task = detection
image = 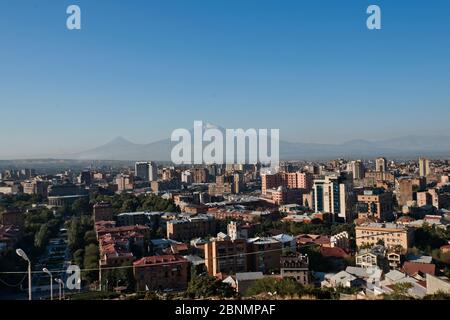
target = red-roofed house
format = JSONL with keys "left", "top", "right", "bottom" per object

{"left": 403, "top": 261, "right": 436, "bottom": 278}
{"left": 133, "top": 255, "right": 189, "bottom": 291}
{"left": 320, "top": 246, "right": 349, "bottom": 259}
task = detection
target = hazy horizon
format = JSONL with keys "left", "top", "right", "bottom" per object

{"left": 1, "top": 0, "right": 450, "bottom": 158}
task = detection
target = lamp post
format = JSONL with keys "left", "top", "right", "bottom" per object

{"left": 55, "top": 278, "right": 65, "bottom": 300}
{"left": 16, "top": 248, "right": 31, "bottom": 301}
{"left": 43, "top": 268, "right": 53, "bottom": 300}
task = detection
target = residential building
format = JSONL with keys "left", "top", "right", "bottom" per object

{"left": 312, "top": 174, "right": 355, "bottom": 222}
{"left": 356, "top": 189, "right": 394, "bottom": 221}
{"left": 376, "top": 157, "right": 387, "bottom": 173}
{"left": 280, "top": 254, "right": 310, "bottom": 285}
{"left": 133, "top": 255, "right": 189, "bottom": 291}
{"left": 204, "top": 236, "right": 247, "bottom": 276}
{"left": 355, "top": 223, "right": 414, "bottom": 252}
{"left": 135, "top": 161, "right": 158, "bottom": 182}
{"left": 247, "top": 237, "right": 282, "bottom": 273}
{"left": 235, "top": 272, "right": 264, "bottom": 294}
{"left": 166, "top": 215, "right": 216, "bottom": 241}
{"left": 355, "top": 245, "right": 387, "bottom": 270}
{"left": 419, "top": 158, "right": 431, "bottom": 177}
{"left": 93, "top": 202, "right": 114, "bottom": 222}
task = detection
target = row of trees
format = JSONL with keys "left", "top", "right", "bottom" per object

{"left": 90, "top": 193, "right": 179, "bottom": 216}
{"left": 66, "top": 216, "right": 99, "bottom": 282}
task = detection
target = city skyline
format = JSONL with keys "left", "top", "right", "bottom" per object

{"left": 1, "top": 0, "right": 450, "bottom": 158}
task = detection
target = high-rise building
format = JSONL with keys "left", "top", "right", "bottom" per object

{"left": 419, "top": 158, "right": 431, "bottom": 177}
{"left": 135, "top": 161, "right": 158, "bottom": 181}
{"left": 116, "top": 174, "right": 134, "bottom": 191}
{"left": 376, "top": 157, "right": 387, "bottom": 173}
{"left": 312, "top": 174, "right": 355, "bottom": 222}
{"left": 356, "top": 189, "right": 394, "bottom": 221}
{"left": 135, "top": 162, "right": 149, "bottom": 181}
{"left": 204, "top": 236, "right": 247, "bottom": 276}
{"left": 181, "top": 170, "right": 193, "bottom": 184}
{"left": 80, "top": 170, "right": 92, "bottom": 186}
{"left": 349, "top": 160, "right": 365, "bottom": 180}
{"left": 193, "top": 168, "right": 209, "bottom": 183}
{"left": 261, "top": 172, "right": 313, "bottom": 194}
{"left": 397, "top": 178, "right": 414, "bottom": 207}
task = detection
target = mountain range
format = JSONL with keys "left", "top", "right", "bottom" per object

{"left": 59, "top": 123, "right": 450, "bottom": 161}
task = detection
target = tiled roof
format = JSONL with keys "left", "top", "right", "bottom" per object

{"left": 320, "top": 246, "right": 348, "bottom": 258}
{"left": 403, "top": 261, "right": 436, "bottom": 277}
{"left": 133, "top": 255, "right": 187, "bottom": 266}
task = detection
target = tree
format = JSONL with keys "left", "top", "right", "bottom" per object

{"left": 73, "top": 249, "right": 85, "bottom": 267}
{"left": 121, "top": 198, "right": 140, "bottom": 213}
{"left": 35, "top": 224, "right": 50, "bottom": 250}
{"left": 72, "top": 198, "right": 91, "bottom": 215}
{"left": 246, "top": 277, "right": 302, "bottom": 297}
{"left": 83, "top": 244, "right": 99, "bottom": 282}
{"left": 383, "top": 282, "right": 414, "bottom": 300}
{"left": 185, "top": 273, "right": 235, "bottom": 299}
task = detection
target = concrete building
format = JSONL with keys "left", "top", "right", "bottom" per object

{"left": 193, "top": 168, "right": 209, "bottom": 183}
{"left": 93, "top": 202, "right": 114, "bottom": 222}
{"left": 247, "top": 237, "right": 282, "bottom": 273}
{"left": 355, "top": 245, "right": 387, "bottom": 269}
{"left": 280, "top": 254, "right": 310, "bottom": 285}
{"left": 133, "top": 255, "right": 189, "bottom": 291}
{"left": 312, "top": 174, "right": 355, "bottom": 222}
{"left": 355, "top": 223, "right": 414, "bottom": 252}
{"left": 204, "top": 236, "right": 247, "bottom": 276}
{"left": 135, "top": 161, "right": 158, "bottom": 182}
{"left": 235, "top": 272, "right": 264, "bottom": 294}
{"left": 376, "top": 157, "right": 387, "bottom": 173}
{"left": 397, "top": 178, "right": 414, "bottom": 208}
{"left": 356, "top": 189, "right": 394, "bottom": 221}
{"left": 261, "top": 172, "right": 313, "bottom": 195}
{"left": 0, "top": 208, "right": 25, "bottom": 228}
{"left": 166, "top": 214, "right": 216, "bottom": 241}
{"left": 419, "top": 158, "right": 431, "bottom": 177}
{"left": 349, "top": 160, "right": 365, "bottom": 180}
{"left": 116, "top": 174, "right": 134, "bottom": 191}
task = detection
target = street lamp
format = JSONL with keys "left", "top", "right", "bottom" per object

{"left": 16, "top": 248, "right": 31, "bottom": 301}
{"left": 43, "top": 268, "right": 53, "bottom": 300}
{"left": 54, "top": 278, "right": 64, "bottom": 300}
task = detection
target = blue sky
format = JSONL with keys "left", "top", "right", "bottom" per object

{"left": 0, "top": 0, "right": 449, "bottom": 158}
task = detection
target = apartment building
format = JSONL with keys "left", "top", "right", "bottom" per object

{"left": 356, "top": 189, "right": 394, "bottom": 220}
{"left": 355, "top": 223, "right": 414, "bottom": 252}
{"left": 166, "top": 214, "right": 216, "bottom": 241}
{"left": 133, "top": 255, "right": 189, "bottom": 291}
{"left": 204, "top": 236, "right": 247, "bottom": 276}
{"left": 93, "top": 202, "right": 114, "bottom": 222}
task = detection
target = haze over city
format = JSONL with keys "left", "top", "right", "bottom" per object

{"left": 1, "top": 0, "right": 450, "bottom": 158}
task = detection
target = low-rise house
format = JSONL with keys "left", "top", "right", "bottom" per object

{"left": 235, "top": 272, "right": 264, "bottom": 294}
{"left": 387, "top": 252, "right": 402, "bottom": 270}
{"left": 355, "top": 245, "right": 387, "bottom": 270}
{"left": 322, "top": 271, "right": 359, "bottom": 288}
{"left": 426, "top": 274, "right": 450, "bottom": 294}
{"left": 280, "top": 254, "right": 310, "bottom": 285}
{"left": 402, "top": 261, "right": 436, "bottom": 280}
{"left": 272, "top": 234, "right": 296, "bottom": 254}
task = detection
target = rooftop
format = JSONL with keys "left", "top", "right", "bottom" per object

{"left": 133, "top": 255, "right": 188, "bottom": 266}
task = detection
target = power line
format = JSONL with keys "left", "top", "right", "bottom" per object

{"left": 0, "top": 274, "right": 27, "bottom": 287}
{"left": 0, "top": 230, "right": 404, "bottom": 275}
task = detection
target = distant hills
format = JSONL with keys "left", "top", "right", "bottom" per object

{"left": 61, "top": 126, "right": 450, "bottom": 161}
